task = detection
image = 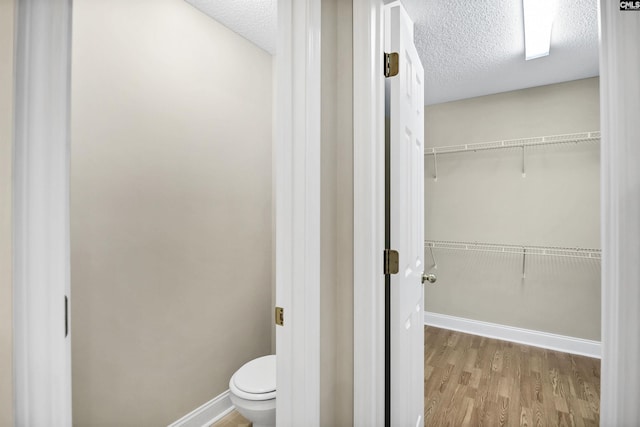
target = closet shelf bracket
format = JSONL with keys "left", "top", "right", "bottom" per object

{"left": 428, "top": 244, "right": 438, "bottom": 269}
{"left": 432, "top": 152, "right": 438, "bottom": 181}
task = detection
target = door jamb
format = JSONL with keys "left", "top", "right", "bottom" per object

{"left": 353, "top": 0, "right": 386, "bottom": 425}
{"left": 12, "top": 0, "right": 73, "bottom": 425}
{"left": 274, "top": 0, "right": 322, "bottom": 425}
{"left": 351, "top": 0, "right": 640, "bottom": 425}
{"left": 598, "top": 2, "right": 640, "bottom": 424}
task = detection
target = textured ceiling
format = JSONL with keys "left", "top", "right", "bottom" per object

{"left": 403, "top": 0, "right": 600, "bottom": 104}
{"left": 185, "top": 0, "right": 277, "bottom": 54}
{"left": 186, "top": 0, "right": 599, "bottom": 105}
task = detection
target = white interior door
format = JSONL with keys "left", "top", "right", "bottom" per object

{"left": 385, "top": 2, "right": 425, "bottom": 426}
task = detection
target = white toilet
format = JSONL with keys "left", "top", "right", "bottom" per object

{"left": 228, "top": 355, "right": 276, "bottom": 427}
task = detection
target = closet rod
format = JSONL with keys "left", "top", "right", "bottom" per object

{"left": 424, "top": 131, "right": 600, "bottom": 156}
{"left": 424, "top": 240, "right": 601, "bottom": 260}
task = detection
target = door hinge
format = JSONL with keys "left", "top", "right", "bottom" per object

{"left": 384, "top": 52, "right": 399, "bottom": 78}
{"left": 384, "top": 249, "right": 399, "bottom": 275}
{"left": 275, "top": 306, "right": 284, "bottom": 326}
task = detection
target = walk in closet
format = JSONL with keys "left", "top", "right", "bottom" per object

{"left": 423, "top": 77, "right": 601, "bottom": 347}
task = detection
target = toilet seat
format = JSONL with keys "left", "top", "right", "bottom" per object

{"left": 229, "top": 355, "right": 276, "bottom": 401}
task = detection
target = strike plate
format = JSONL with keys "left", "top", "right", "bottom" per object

{"left": 275, "top": 306, "right": 284, "bottom": 326}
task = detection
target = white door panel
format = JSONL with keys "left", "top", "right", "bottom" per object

{"left": 385, "top": 2, "right": 425, "bottom": 426}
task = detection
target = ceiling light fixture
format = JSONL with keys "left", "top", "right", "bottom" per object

{"left": 522, "top": 0, "right": 556, "bottom": 60}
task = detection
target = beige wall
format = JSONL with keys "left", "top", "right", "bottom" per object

{"left": 333, "top": 1, "right": 354, "bottom": 423}
{"left": 320, "top": 0, "right": 353, "bottom": 425}
{"left": 424, "top": 78, "right": 601, "bottom": 340}
{"left": 71, "top": 1, "right": 272, "bottom": 425}
{"left": 0, "top": 0, "right": 14, "bottom": 425}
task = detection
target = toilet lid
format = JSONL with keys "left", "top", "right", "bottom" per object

{"left": 233, "top": 355, "right": 276, "bottom": 394}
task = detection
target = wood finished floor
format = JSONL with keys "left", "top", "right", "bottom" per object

{"left": 210, "top": 410, "right": 251, "bottom": 427}
{"left": 213, "top": 326, "right": 600, "bottom": 427}
{"left": 425, "top": 326, "right": 600, "bottom": 426}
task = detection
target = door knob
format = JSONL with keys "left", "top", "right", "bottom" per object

{"left": 422, "top": 273, "right": 437, "bottom": 284}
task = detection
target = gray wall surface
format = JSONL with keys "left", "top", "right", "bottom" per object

{"left": 424, "top": 78, "right": 601, "bottom": 341}
{"left": 0, "top": 0, "right": 14, "bottom": 425}
{"left": 71, "top": 0, "right": 272, "bottom": 424}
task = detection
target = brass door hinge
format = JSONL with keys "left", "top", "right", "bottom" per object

{"left": 384, "top": 249, "right": 399, "bottom": 275}
{"left": 275, "top": 306, "right": 284, "bottom": 326}
{"left": 384, "top": 52, "right": 399, "bottom": 78}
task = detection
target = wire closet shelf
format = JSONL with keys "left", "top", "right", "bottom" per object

{"left": 424, "top": 240, "right": 601, "bottom": 260}
{"left": 424, "top": 131, "right": 600, "bottom": 180}
{"left": 424, "top": 240, "right": 601, "bottom": 278}
{"left": 423, "top": 131, "right": 601, "bottom": 156}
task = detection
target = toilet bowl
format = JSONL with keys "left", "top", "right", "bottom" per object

{"left": 229, "top": 355, "right": 276, "bottom": 427}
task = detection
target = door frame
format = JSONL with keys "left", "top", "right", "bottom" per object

{"left": 11, "top": 0, "right": 323, "bottom": 425}
{"left": 12, "top": 0, "right": 73, "bottom": 425}
{"left": 274, "top": 0, "right": 322, "bottom": 425}
{"left": 351, "top": 0, "right": 640, "bottom": 425}
{"left": 352, "top": 0, "right": 386, "bottom": 425}
{"left": 598, "top": 3, "right": 640, "bottom": 424}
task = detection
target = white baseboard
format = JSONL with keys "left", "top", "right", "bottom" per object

{"left": 168, "top": 390, "right": 234, "bottom": 427}
{"left": 424, "top": 311, "right": 601, "bottom": 359}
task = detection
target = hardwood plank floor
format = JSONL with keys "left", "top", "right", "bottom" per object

{"left": 212, "top": 326, "right": 600, "bottom": 427}
{"left": 424, "top": 326, "right": 600, "bottom": 427}
{"left": 210, "top": 410, "right": 251, "bottom": 427}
